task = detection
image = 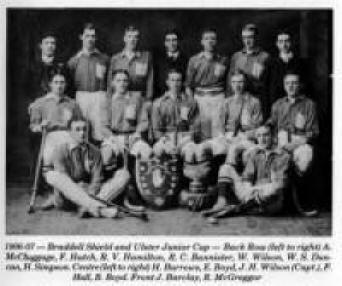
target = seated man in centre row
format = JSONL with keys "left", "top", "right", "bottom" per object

{"left": 152, "top": 68, "right": 200, "bottom": 156}
{"left": 101, "top": 69, "right": 149, "bottom": 165}
{"left": 267, "top": 71, "right": 319, "bottom": 177}
{"left": 100, "top": 69, "right": 151, "bottom": 209}
{"left": 29, "top": 68, "right": 83, "bottom": 200}
{"left": 219, "top": 70, "right": 263, "bottom": 168}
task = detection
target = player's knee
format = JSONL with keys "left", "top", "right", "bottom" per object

{"left": 181, "top": 142, "right": 197, "bottom": 163}
{"left": 44, "top": 171, "right": 60, "bottom": 186}
{"left": 226, "top": 143, "right": 243, "bottom": 165}
{"left": 153, "top": 139, "right": 175, "bottom": 157}
{"left": 218, "top": 164, "right": 236, "bottom": 180}
{"left": 210, "top": 137, "right": 228, "bottom": 156}
{"left": 101, "top": 145, "right": 114, "bottom": 166}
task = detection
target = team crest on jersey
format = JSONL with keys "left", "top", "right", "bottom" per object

{"left": 95, "top": 63, "right": 106, "bottom": 79}
{"left": 252, "top": 62, "right": 264, "bottom": 79}
{"left": 214, "top": 63, "right": 226, "bottom": 77}
{"left": 295, "top": 112, "right": 306, "bottom": 130}
{"left": 62, "top": 108, "right": 72, "bottom": 124}
{"left": 135, "top": 62, "right": 148, "bottom": 76}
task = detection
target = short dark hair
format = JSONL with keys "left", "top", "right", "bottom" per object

{"left": 124, "top": 25, "right": 139, "bottom": 33}
{"left": 256, "top": 125, "right": 272, "bottom": 136}
{"left": 242, "top": 23, "right": 258, "bottom": 35}
{"left": 82, "top": 22, "right": 96, "bottom": 33}
{"left": 167, "top": 68, "right": 183, "bottom": 78}
{"left": 201, "top": 27, "right": 217, "bottom": 37}
{"left": 111, "top": 69, "right": 130, "bottom": 79}
{"left": 230, "top": 69, "right": 247, "bottom": 80}
{"left": 284, "top": 70, "right": 300, "bottom": 80}
{"left": 164, "top": 28, "right": 181, "bottom": 40}
{"left": 40, "top": 31, "right": 57, "bottom": 41}
{"left": 276, "top": 29, "right": 292, "bottom": 39}
{"left": 47, "top": 64, "right": 68, "bottom": 83}
{"left": 68, "top": 114, "right": 87, "bottom": 130}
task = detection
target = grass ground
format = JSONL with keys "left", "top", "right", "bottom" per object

{"left": 6, "top": 184, "right": 331, "bottom": 236}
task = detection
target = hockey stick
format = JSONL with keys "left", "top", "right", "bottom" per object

{"left": 27, "top": 126, "right": 47, "bottom": 214}
{"left": 90, "top": 195, "right": 149, "bottom": 222}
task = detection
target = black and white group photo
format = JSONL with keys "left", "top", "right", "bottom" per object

{"left": 6, "top": 8, "right": 332, "bottom": 235}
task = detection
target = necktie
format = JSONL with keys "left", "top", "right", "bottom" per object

{"left": 235, "top": 97, "right": 245, "bottom": 135}
{"left": 73, "top": 145, "right": 86, "bottom": 181}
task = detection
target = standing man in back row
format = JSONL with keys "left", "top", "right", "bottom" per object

{"left": 108, "top": 25, "right": 154, "bottom": 100}
{"left": 185, "top": 28, "right": 229, "bottom": 140}
{"left": 28, "top": 31, "right": 67, "bottom": 178}
{"left": 268, "top": 30, "right": 308, "bottom": 105}
{"left": 155, "top": 29, "right": 188, "bottom": 98}
{"left": 68, "top": 22, "right": 109, "bottom": 143}
{"left": 108, "top": 25, "right": 154, "bottom": 141}
{"left": 229, "top": 24, "right": 270, "bottom": 116}
{"left": 29, "top": 31, "right": 64, "bottom": 99}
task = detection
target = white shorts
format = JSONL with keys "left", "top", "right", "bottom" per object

{"left": 76, "top": 91, "right": 108, "bottom": 141}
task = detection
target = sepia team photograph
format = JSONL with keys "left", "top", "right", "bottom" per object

{"left": 4, "top": 4, "right": 333, "bottom": 236}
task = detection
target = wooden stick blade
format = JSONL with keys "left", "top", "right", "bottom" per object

{"left": 27, "top": 205, "right": 35, "bottom": 214}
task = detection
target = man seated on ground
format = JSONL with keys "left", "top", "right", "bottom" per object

{"left": 205, "top": 125, "right": 291, "bottom": 217}
{"left": 152, "top": 68, "right": 200, "bottom": 157}
{"left": 43, "top": 116, "right": 121, "bottom": 218}
{"left": 266, "top": 71, "right": 319, "bottom": 178}
{"left": 101, "top": 69, "right": 150, "bottom": 210}
{"left": 220, "top": 70, "right": 263, "bottom": 170}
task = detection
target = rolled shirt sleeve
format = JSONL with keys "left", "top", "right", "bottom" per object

{"left": 152, "top": 98, "right": 163, "bottom": 140}
{"left": 185, "top": 57, "right": 196, "bottom": 89}
{"left": 29, "top": 99, "right": 43, "bottom": 131}
{"left": 146, "top": 53, "right": 154, "bottom": 99}
{"left": 136, "top": 99, "right": 149, "bottom": 134}
{"left": 187, "top": 99, "right": 201, "bottom": 133}
{"left": 100, "top": 93, "right": 113, "bottom": 139}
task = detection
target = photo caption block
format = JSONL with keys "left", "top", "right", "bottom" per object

{"left": 4, "top": 239, "right": 332, "bottom": 283}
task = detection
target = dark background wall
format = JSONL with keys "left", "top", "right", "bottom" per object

{"left": 6, "top": 9, "right": 332, "bottom": 207}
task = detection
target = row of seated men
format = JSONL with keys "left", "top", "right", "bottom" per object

{"left": 28, "top": 63, "right": 318, "bottom": 220}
